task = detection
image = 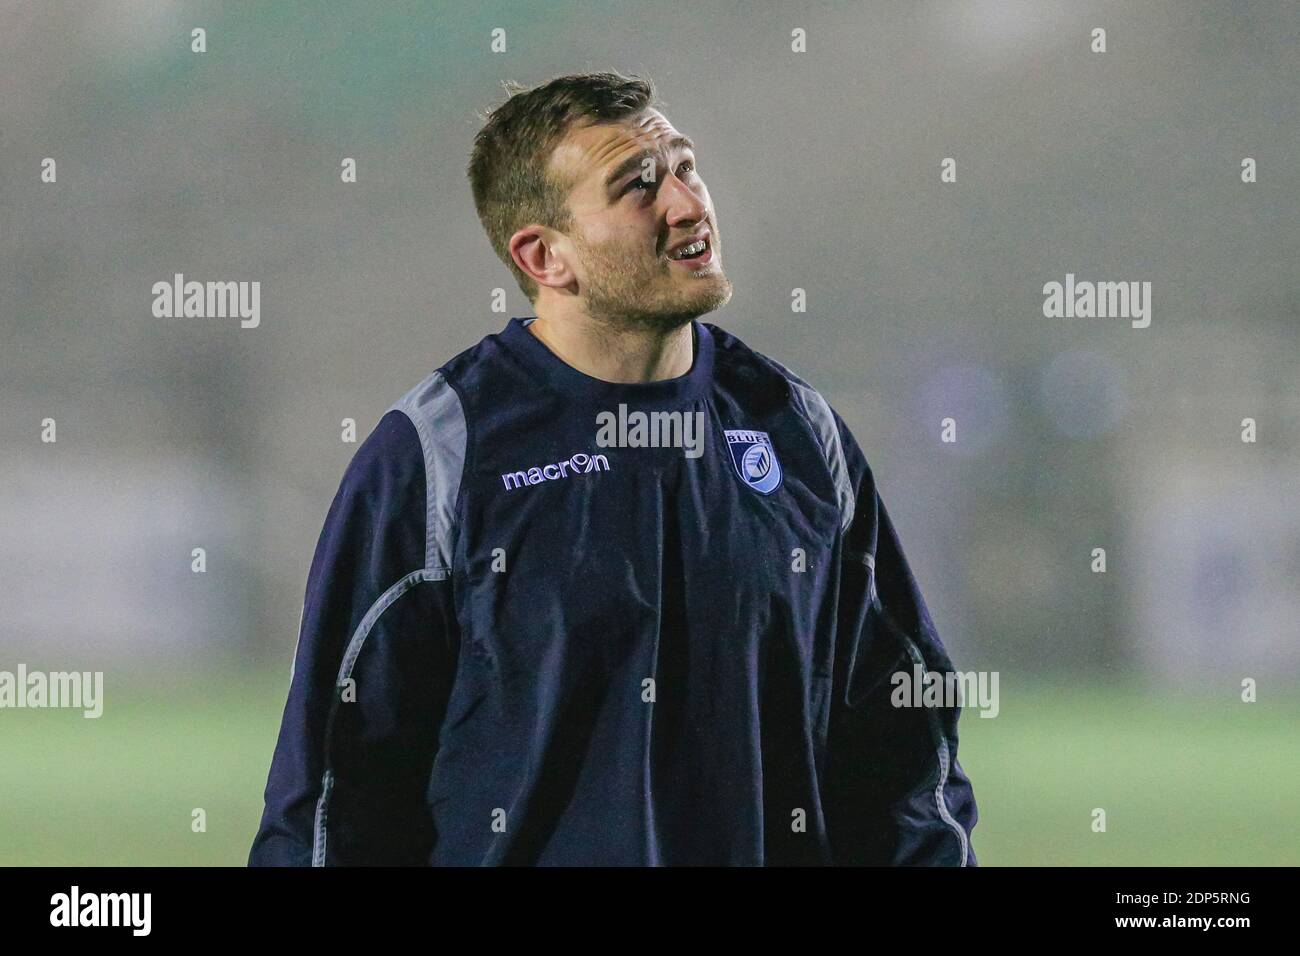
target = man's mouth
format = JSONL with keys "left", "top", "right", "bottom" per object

{"left": 666, "top": 235, "right": 713, "bottom": 266}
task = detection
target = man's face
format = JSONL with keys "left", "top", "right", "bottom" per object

{"left": 542, "top": 108, "right": 732, "bottom": 330}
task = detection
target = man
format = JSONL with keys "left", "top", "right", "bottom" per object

{"left": 249, "top": 71, "right": 978, "bottom": 866}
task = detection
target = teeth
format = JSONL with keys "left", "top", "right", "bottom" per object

{"left": 672, "top": 239, "right": 706, "bottom": 259}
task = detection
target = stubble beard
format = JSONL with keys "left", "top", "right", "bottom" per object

{"left": 574, "top": 225, "right": 734, "bottom": 335}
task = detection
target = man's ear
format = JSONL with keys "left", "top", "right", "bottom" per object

{"left": 509, "top": 226, "right": 575, "bottom": 293}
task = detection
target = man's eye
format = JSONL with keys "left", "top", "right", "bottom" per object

{"left": 624, "top": 161, "right": 695, "bottom": 196}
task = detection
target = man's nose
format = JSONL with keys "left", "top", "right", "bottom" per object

{"left": 662, "top": 174, "right": 708, "bottom": 225}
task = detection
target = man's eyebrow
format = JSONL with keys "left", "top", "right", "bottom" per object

{"left": 603, "top": 135, "right": 696, "bottom": 191}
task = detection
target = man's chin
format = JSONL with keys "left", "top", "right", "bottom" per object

{"left": 681, "top": 275, "right": 733, "bottom": 318}
{"left": 589, "top": 274, "right": 732, "bottom": 330}
{"left": 654, "top": 284, "right": 732, "bottom": 327}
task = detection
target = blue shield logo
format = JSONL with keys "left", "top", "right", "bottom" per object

{"left": 724, "top": 429, "right": 782, "bottom": 495}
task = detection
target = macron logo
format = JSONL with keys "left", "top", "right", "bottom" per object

{"left": 501, "top": 452, "right": 610, "bottom": 491}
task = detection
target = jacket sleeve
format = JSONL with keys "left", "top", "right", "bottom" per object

{"left": 821, "top": 408, "right": 979, "bottom": 866}
{"left": 248, "top": 409, "right": 459, "bottom": 866}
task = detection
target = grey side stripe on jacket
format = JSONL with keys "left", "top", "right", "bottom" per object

{"left": 390, "top": 369, "right": 468, "bottom": 573}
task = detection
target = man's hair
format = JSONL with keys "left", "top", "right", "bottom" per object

{"left": 467, "top": 71, "right": 661, "bottom": 303}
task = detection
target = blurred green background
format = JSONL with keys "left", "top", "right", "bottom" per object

{"left": 4, "top": 675, "right": 1296, "bottom": 865}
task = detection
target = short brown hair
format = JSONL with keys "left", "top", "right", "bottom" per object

{"left": 467, "top": 71, "right": 661, "bottom": 303}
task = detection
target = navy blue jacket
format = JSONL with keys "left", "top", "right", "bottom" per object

{"left": 249, "top": 317, "right": 978, "bottom": 865}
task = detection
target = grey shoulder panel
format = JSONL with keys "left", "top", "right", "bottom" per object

{"left": 768, "top": 360, "right": 855, "bottom": 534}
{"left": 388, "top": 370, "right": 467, "bottom": 573}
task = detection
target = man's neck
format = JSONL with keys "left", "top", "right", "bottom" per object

{"left": 526, "top": 307, "right": 695, "bottom": 384}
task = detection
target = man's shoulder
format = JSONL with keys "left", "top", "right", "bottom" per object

{"left": 338, "top": 408, "right": 423, "bottom": 494}
{"left": 335, "top": 334, "right": 491, "bottom": 570}
{"left": 342, "top": 330, "right": 491, "bottom": 512}
{"left": 383, "top": 358, "right": 472, "bottom": 543}
{"left": 387, "top": 326, "right": 498, "bottom": 416}
{"left": 703, "top": 321, "right": 859, "bottom": 531}
{"left": 701, "top": 320, "right": 839, "bottom": 425}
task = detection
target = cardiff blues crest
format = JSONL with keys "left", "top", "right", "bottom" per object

{"left": 724, "top": 429, "right": 783, "bottom": 495}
